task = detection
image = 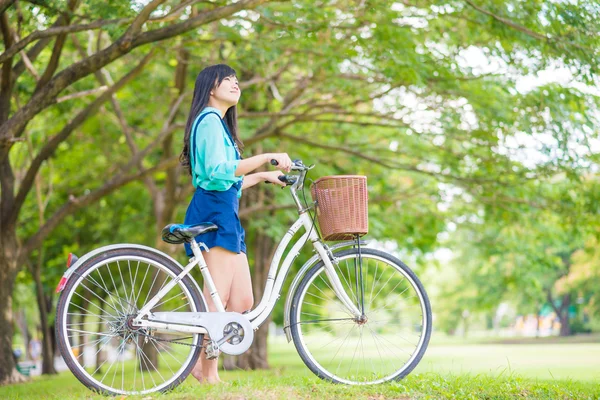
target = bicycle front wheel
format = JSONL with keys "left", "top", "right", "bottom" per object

{"left": 55, "top": 247, "right": 206, "bottom": 395}
{"left": 290, "top": 247, "right": 432, "bottom": 385}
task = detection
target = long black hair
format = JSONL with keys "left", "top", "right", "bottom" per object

{"left": 180, "top": 64, "right": 244, "bottom": 175}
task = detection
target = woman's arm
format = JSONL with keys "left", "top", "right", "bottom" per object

{"left": 241, "top": 171, "right": 287, "bottom": 190}
{"left": 234, "top": 153, "right": 292, "bottom": 176}
{"left": 193, "top": 114, "right": 292, "bottom": 181}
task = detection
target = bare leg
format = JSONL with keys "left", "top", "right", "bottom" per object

{"left": 190, "top": 247, "right": 253, "bottom": 384}
{"left": 227, "top": 252, "right": 254, "bottom": 313}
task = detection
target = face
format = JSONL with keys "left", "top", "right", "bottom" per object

{"left": 211, "top": 75, "right": 240, "bottom": 107}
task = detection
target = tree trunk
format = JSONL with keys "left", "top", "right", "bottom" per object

{"left": 548, "top": 290, "right": 572, "bottom": 337}
{"left": 0, "top": 230, "right": 26, "bottom": 384}
{"left": 136, "top": 37, "right": 188, "bottom": 372}
{"left": 235, "top": 231, "right": 276, "bottom": 370}
{"left": 15, "top": 309, "right": 31, "bottom": 360}
{"left": 33, "top": 259, "right": 57, "bottom": 374}
{"left": 558, "top": 294, "right": 571, "bottom": 337}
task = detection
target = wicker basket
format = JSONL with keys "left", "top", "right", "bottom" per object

{"left": 310, "top": 175, "right": 368, "bottom": 241}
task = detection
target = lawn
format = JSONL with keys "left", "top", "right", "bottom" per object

{"left": 2, "top": 334, "right": 599, "bottom": 399}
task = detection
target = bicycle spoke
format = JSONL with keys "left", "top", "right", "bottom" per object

{"left": 67, "top": 311, "right": 117, "bottom": 325}
{"left": 82, "top": 277, "right": 136, "bottom": 315}
{"left": 117, "top": 261, "right": 131, "bottom": 306}
{"left": 369, "top": 288, "right": 412, "bottom": 314}
{"left": 130, "top": 261, "right": 141, "bottom": 309}
{"left": 152, "top": 291, "right": 186, "bottom": 311}
{"left": 339, "top": 259, "right": 359, "bottom": 305}
{"left": 142, "top": 268, "right": 161, "bottom": 308}
{"left": 71, "top": 290, "right": 119, "bottom": 318}
{"left": 135, "top": 263, "right": 151, "bottom": 307}
{"left": 316, "top": 275, "right": 355, "bottom": 317}
{"left": 86, "top": 272, "right": 126, "bottom": 313}
{"left": 107, "top": 263, "right": 127, "bottom": 314}
{"left": 368, "top": 261, "right": 380, "bottom": 310}
{"left": 148, "top": 339, "right": 175, "bottom": 378}
{"left": 67, "top": 328, "right": 116, "bottom": 338}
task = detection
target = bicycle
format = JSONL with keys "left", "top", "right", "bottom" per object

{"left": 54, "top": 159, "right": 432, "bottom": 395}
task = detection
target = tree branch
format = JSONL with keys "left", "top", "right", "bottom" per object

{"left": 278, "top": 132, "right": 495, "bottom": 184}
{"left": 121, "top": 0, "right": 166, "bottom": 47}
{"left": 0, "top": 0, "right": 14, "bottom": 15}
{"left": 0, "top": 18, "right": 131, "bottom": 65}
{"left": 0, "top": 11, "right": 13, "bottom": 122}
{"left": 19, "top": 154, "right": 179, "bottom": 259}
{"left": 17, "top": 47, "right": 39, "bottom": 80}
{"left": 463, "top": 0, "right": 589, "bottom": 51}
{"left": 33, "top": 0, "right": 79, "bottom": 90}
{"left": 148, "top": 0, "right": 199, "bottom": 24}
{"left": 56, "top": 86, "right": 107, "bottom": 103}
{"left": 249, "top": 74, "right": 311, "bottom": 140}
{"left": 130, "top": 0, "right": 268, "bottom": 48}
{"left": 12, "top": 52, "right": 153, "bottom": 223}
{"left": 238, "top": 202, "right": 296, "bottom": 218}
{"left": 0, "top": 0, "right": 268, "bottom": 154}
{"left": 546, "top": 289, "right": 563, "bottom": 317}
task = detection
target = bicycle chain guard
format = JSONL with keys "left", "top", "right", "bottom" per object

{"left": 148, "top": 311, "right": 254, "bottom": 356}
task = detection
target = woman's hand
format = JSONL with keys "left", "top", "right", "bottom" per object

{"left": 265, "top": 152, "right": 292, "bottom": 172}
{"left": 262, "top": 171, "right": 287, "bottom": 187}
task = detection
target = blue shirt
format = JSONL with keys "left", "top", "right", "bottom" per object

{"left": 190, "top": 107, "right": 243, "bottom": 198}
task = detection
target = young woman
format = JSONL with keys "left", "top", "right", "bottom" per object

{"left": 179, "top": 64, "right": 292, "bottom": 384}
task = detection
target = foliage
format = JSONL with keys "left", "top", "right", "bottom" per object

{"left": 2, "top": 0, "right": 600, "bottom": 379}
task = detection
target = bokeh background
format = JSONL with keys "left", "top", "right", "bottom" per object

{"left": 0, "top": 0, "right": 599, "bottom": 398}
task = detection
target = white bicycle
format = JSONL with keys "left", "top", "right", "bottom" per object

{"left": 55, "top": 159, "right": 432, "bottom": 395}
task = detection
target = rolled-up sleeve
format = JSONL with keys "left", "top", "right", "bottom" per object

{"left": 195, "top": 114, "right": 240, "bottom": 186}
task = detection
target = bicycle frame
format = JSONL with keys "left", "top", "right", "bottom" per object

{"left": 134, "top": 168, "right": 362, "bottom": 336}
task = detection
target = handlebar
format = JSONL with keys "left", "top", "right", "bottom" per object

{"left": 279, "top": 175, "right": 298, "bottom": 185}
{"left": 264, "top": 173, "right": 298, "bottom": 187}
{"left": 266, "top": 158, "right": 314, "bottom": 211}
{"left": 264, "top": 158, "right": 307, "bottom": 188}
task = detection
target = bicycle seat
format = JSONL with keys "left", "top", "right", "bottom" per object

{"left": 161, "top": 223, "right": 218, "bottom": 244}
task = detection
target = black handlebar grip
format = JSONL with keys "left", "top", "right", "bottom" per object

{"left": 264, "top": 175, "right": 287, "bottom": 186}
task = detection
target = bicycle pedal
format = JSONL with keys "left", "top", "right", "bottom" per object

{"left": 204, "top": 340, "right": 220, "bottom": 360}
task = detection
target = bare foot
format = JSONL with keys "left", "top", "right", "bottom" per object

{"left": 190, "top": 363, "right": 203, "bottom": 382}
{"left": 190, "top": 363, "right": 227, "bottom": 385}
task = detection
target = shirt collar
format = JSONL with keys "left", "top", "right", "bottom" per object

{"left": 202, "top": 106, "right": 224, "bottom": 118}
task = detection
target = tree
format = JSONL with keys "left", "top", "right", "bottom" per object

{"left": 439, "top": 176, "right": 600, "bottom": 336}
{"left": 0, "top": 0, "right": 269, "bottom": 384}
{"left": 2, "top": 0, "right": 600, "bottom": 383}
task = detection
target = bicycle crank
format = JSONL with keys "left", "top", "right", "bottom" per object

{"left": 146, "top": 311, "right": 254, "bottom": 356}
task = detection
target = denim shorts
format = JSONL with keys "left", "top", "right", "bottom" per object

{"left": 183, "top": 181, "right": 246, "bottom": 257}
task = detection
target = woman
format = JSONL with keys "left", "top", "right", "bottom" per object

{"left": 179, "top": 64, "right": 292, "bottom": 384}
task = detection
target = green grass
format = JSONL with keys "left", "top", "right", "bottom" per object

{"left": 416, "top": 337, "right": 600, "bottom": 382}
{"left": 2, "top": 335, "right": 600, "bottom": 399}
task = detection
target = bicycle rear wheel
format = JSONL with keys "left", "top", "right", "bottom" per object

{"left": 290, "top": 247, "right": 431, "bottom": 385}
{"left": 55, "top": 247, "right": 206, "bottom": 395}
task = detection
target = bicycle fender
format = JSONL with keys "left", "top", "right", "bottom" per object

{"left": 282, "top": 240, "right": 368, "bottom": 343}
{"left": 54, "top": 244, "right": 207, "bottom": 308}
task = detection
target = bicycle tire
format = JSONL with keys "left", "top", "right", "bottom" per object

{"left": 55, "top": 247, "right": 206, "bottom": 395}
{"left": 290, "top": 247, "right": 432, "bottom": 385}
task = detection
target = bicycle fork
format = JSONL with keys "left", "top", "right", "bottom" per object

{"left": 313, "top": 241, "right": 363, "bottom": 319}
